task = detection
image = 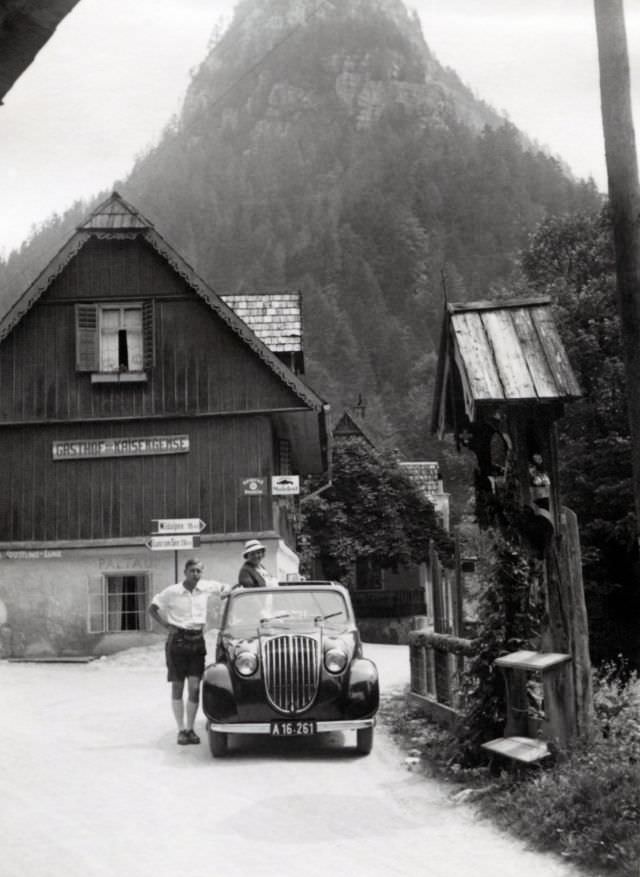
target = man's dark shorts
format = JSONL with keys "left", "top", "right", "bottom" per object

{"left": 165, "top": 629, "right": 206, "bottom": 682}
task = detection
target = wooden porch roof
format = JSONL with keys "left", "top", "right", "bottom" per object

{"left": 432, "top": 298, "right": 581, "bottom": 435}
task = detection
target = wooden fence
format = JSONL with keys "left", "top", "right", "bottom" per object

{"left": 409, "top": 540, "right": 477, "bottom": 726}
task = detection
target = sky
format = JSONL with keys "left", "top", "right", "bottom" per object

{"left": 1, "top": 0, "right": 639, "bottom": 258}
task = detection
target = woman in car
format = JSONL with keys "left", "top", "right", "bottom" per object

{"left": 236, "top": 539, "right": 278, "bottom": 588}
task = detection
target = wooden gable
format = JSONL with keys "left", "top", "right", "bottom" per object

{"left": 0, "top": 195, "right": 322, "bottom": 402}
{"left": 333, "top": 409, "right": 378, "bottom": 448}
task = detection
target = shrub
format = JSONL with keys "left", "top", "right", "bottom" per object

{"left": 482, "top": 667, "right": 640, "bottom": 875}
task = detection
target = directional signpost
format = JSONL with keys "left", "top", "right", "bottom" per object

{"left": 153, "top": 518, "right": 206, "bottom": 534}
{"left": 146, "top": 535, "right": 201, "bottom": 551}
{"left": 147, "top": 518, "right": 207, "bottom": 580}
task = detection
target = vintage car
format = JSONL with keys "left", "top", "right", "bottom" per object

{"left": 202, "top": 582, "right": 379, "bottom": 757}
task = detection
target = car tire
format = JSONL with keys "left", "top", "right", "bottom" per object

{"left": 209, "top": 730, "right": 228, "bottom": 758}
{"left": 356, "top": 726, "right": 373, "bottom": 755}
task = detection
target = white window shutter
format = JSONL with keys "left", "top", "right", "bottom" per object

{"left": 87, "top": 574, "right": 106, "bottom": 633}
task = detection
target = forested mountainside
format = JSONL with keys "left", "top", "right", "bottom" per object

{"left": 1, "top": 0, "right": 601, "bottom": 462}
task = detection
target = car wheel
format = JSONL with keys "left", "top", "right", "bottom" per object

{"left": 356, "top": 726, "right": 373, "bottom": 755}
{"left": 209, "top": 730, "right": 228, "bottom": 758}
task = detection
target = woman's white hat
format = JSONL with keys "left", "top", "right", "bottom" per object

{"left": 243, "top": 539, "right": 266, "bottom": 557}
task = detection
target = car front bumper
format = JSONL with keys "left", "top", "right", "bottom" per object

{"left": 207, "top": 717, "right": 376, "bottom": 734}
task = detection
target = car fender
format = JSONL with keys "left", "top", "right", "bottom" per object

{"left": 202, "top": 662, "right": 237, "bottom": 721}
{"left": 346, "top": 657, "right": 379, "bottom": 716}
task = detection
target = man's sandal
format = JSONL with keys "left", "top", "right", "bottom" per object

{"left": 185, "top": 729, "right": 201, "bottom": 744}
{"left": 177, "top": 729, "right": 190, "bottom": 745}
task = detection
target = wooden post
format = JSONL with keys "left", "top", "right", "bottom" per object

{"left": 431, "top": 541, "right": 451, "bottom": 704}
{"left": 559, "top": 508, "right": 594, "bottom": 738}
{"left": 594, "top": 0, "right": 640, "bottom": 542}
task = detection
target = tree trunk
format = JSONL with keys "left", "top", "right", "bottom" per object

{"left": 594, "top": 0, "right": 640, "bottom": 544}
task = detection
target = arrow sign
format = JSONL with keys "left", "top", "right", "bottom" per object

{"left": 152, "top": 518, "right": 206, "bottom": 534}
{"left": 146, "top": 535, "right": 201, "bottom": 551}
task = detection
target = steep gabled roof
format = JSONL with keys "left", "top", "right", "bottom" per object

{"left": 432, "top": 297, "right": 581, "bottom": 435}
{"left": 332, "top": 409, "right": 378, "bottom": 448}
{"left": 0, "top": 191, "right": 325, "bottom": 413}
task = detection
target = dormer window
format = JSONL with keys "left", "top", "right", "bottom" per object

{"left": 75, "top": 301, "right": 154, "bottom": 382}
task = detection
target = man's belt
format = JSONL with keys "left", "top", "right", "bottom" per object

{"left": 171, "top": 628, "right": 204, "bottom": 639}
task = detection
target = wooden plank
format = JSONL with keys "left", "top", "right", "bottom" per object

{"left": 481, "top": 309, "right": 536, "bottom": 399}
{"left": 531, "top": 306, "right": 581, "bottom": 398}
{"left": 448, "top": 296, "right": 551, "bottom": 313}
{"left": 496, "top": 650, "right": 571, "bottom": 670}
{"left": 510, "top": 308, "right": 559, "bottom": 399}
{"left": 481, "top": 736, "right": 550, "bottom": 763}
{"left": 451, "top": 312, "right": 504, "bottom": 400}
{"left": 408, "top": 692, "right": 461, "bottom": 729}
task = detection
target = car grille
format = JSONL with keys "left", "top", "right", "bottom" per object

{"left": 262, "top": 634, "right": 320, "bottom": 714}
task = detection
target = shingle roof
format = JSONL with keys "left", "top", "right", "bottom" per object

{"left": 79, "top": 198, "right": 148, "bottom": 230}
{"left": 400, "top": 461, "right": 441, "bottom": 496}
{"left": 432, "top": 297, "right": 581, "bottom": 433}
{"left": 221, "top": 293, "right": 302, "bottom": 353}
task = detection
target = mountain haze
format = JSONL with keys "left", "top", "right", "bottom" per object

{"left": 1, "top": 0, "right": 601, "bottom": 457}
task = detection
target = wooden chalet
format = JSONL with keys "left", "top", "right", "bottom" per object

{"left": 0, "top": 192, "right": 329, "bottom": 657}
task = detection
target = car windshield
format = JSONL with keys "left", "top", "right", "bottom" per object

{"left": 224, "top": 589, "right": 350, "bottom": 636}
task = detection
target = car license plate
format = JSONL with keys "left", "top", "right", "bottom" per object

{"left": 270, "top": 720, "right": 317, "bottom": 736}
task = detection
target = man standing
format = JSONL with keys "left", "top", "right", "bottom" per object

{"left": 149, "top": 558, "right": 228, "bottom": 745}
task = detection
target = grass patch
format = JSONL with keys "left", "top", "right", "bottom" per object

{"left": 378, "top": 667, "right": 640, "bottom": 877}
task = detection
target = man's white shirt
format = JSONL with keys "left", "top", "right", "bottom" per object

{"left": 151, "top": 580, "right": 228, "bottom": 628}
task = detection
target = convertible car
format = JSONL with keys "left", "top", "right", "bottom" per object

{"left": 202, "top": 582, "right": 379, "bottom": 757}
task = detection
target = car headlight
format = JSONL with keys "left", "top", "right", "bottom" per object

{"left": 324, "top": 646, "right": 348, "bottom": 674}
{"left": 234, "top": 650, "right": 258, "bottom": 676}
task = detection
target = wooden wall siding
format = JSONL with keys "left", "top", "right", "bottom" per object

{"left": 0, "top": 240, "right": 306, "bottom": 423}
{"left": 0, "top": 416, "right": 274, "bottom": 542}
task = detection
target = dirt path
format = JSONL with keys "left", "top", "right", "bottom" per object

{"left": 0, "top": 642, "right": 584, "bottom": 877}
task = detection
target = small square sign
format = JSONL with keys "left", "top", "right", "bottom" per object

{"left": 271, "top": 475, "right": 300, "bottom": 496}
{"left": 242, "top": 477, "right": 266, "bottom": 495}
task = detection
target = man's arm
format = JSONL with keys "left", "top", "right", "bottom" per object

{"left": 149, "top": 602, "right": 171, "bottom": 630}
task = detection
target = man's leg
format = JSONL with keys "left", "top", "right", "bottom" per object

{"left": 171, "top": 680, "right": 185, "bottom": 731}
{"left": 185, "top": 676, "right": 201, "bottom": 733}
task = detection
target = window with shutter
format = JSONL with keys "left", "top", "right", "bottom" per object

{"left": 76, "top": 301, "right": 155, "bottom": 381}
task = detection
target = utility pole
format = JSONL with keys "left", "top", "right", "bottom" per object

{"left": 594, "top": 0, "right": 640, "bottom": 545}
